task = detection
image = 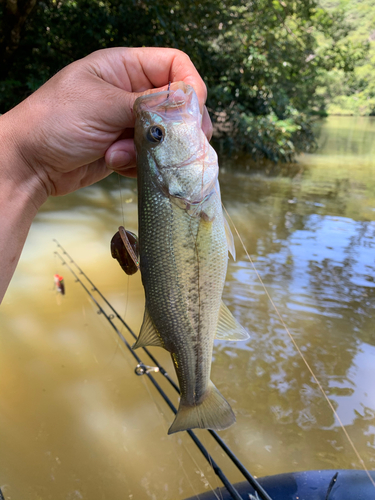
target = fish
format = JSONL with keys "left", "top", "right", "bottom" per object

{"left": 132, "top": 83, "right": 249, "bottom": 434}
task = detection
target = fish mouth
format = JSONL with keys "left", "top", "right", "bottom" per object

{"left": 171, "top": 192, "right": 214, "bottom": 216}
{"left": 133, "top": 83, "right": 197, "bottom": 119}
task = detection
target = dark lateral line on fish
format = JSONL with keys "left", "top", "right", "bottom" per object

{"left": 53, "top": 240, "right": 274, "bottom": 500}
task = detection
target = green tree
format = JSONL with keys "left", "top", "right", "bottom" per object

{"left": 317, "top": 0, "right": 375, "bottom": 116}
{"left": 0, "top": 0, "right": 363, "bottom": 161}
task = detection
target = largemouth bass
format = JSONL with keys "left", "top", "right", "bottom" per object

{"left": 133, "top": 84, "right": 248, "bottom": 434}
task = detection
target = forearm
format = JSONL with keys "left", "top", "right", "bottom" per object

{"left": 0, "top": 47, "right": 210, "bottom": 303}
{"left": 0, "top": 111, "right": 47, "bottom": 303}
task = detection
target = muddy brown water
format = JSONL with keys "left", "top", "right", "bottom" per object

{"left": 1, "top": 116, "right": 375, "bottom": 499}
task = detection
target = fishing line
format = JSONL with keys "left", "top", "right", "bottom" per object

{"left": 180, "top": 439, "right": 222, "bottom": 500}
{"left": 139, "top": 373, "right": 208, "bottom": 500}
{"left": 118, "top": 173, "right": 126, "bottom": 228}
{"left": 103, "top": 174, "right": 132, "bottom": 368}
{"left": 200, "top": 430, "right": 224, "bottom": 500}
{"left": 197, "top": 106, "right": 225, "bottom": 500}
{"left": 132, "top": 297, "right": 221, "bottom": 500}
{"left": 141, "top": 363, "right": 245, "bottom": 500}
{"left": 106, "top": 273, "right": 131, "bottom": 369}
{"left": 99, "top": 281, "right": 138, "bottom": 374}
{"left": 198, "top": 122, "right": 226, "bottom": 500}
{"left": 187, "top": 132, "right": 218, "bottom": 499}
{"left": 81, "top": 302, "right": 98, "bottom": 364}
{"left": 221, "top": 203, "right": 375, "bottom": 489}
{"left": 53, "top": 242, "right": 273, "bottom": 500}
{"left": 173, "top": 89, "right": 211, "bottom": 468}
{"left": 101, "top": 317, "right": 122, "bottom": 371}
{"left": 174, "top": 437, "right": 210, "bottom": 500}
{"left": 129, "top": 87, "right": 230, "bottom": 499}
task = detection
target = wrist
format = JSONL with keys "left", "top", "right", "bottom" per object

{"left": 0, "top": 109, "right": 48, "bottom": 303}
{"left": 0, "top": 105, "right": 49, "bottom": 210}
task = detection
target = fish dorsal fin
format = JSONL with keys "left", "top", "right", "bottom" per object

{"left": 215, "top": 301, "right": 250, "bottom": 341}
{"left": 223, "top": 216, "right": 236, "bottom": 261}
{"left": 132, "top": 308, "right": 165, "bottom": 350}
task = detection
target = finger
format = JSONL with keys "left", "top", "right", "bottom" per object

{"left": 137, "top": 73, "right": 207, "bottom": 114}
{"left": 80, "top": 158, "right": 136, "bottom": 185}
{"left": 167, "top": 51, "right": 207, "bottom": 111}
{"left": 50, "top": 158, "right": 113, "bottom": 196}
{"left": 76, "top": 159, "right": 114, "bottom": 188}
{"left": 105, "top": 138, "right": 136, "bottom": 170}
{"left": 148, "top": 81, "right": 207, "bottom": 111}
{"left": 116, "top": 166, "right": 137, "bottom": 178}
{"left": 90, "top": 48, "right": 208, "bottom": 112}
{"left": 129, "top": 48, "right": 207, "bottom": 107}
{"left": 116, "top": 128, "right": 134, "bottom": 140}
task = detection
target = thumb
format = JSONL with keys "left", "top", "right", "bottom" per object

{"left": 115, "top": 82, "right": 189, "bottom": 128}
{"left": 105, "top": 83, "right": 188, "bottom": 165}
{"left": 105, "top": 137, "right": 136, "bottom": 173}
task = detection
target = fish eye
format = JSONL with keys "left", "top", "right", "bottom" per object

{"left": 147, "top": 125, "right": 164, "bottom": 144}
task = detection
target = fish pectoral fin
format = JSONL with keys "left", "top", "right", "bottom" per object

{"left": 215, "top": 301, "right": 250, "bottom": 341}
{"left": 132, "top": 309, "right": 165, "bottom": 350}
{"left": 223, "top": 215, "right": 236, "bottom": 261}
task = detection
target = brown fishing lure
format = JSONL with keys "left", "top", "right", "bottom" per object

{"left": 111, "top": 227, "right": 139, "bottom": 276}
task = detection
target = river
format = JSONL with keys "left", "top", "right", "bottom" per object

{"left": 1, "top": 116, "right": 375, "bottom": 499}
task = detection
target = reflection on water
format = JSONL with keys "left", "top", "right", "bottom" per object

{"left": 1, "top": 117, "right": 375, "bottom": 499}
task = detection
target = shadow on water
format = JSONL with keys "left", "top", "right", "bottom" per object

{"left": 218, "top": 152, "right": 309, "bottom": 179}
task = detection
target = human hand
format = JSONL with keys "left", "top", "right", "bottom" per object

{"left": 2, "top": 47, "right": 212, "bottom": 204}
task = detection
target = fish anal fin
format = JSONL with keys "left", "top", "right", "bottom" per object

{"left": 168, "top": 381, "right": 235, "bottom": 434}
{"left": 215, "top": 301, "right": 250, "bottom": 341}
{"left": 132, "top": 309, "right": 165, "bottom": 350}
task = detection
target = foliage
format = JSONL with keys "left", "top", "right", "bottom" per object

{"left": 0, "top": 0, "right": 364, "bottom": 161}
{"left": 318, "top": 0, "right": 375, "bottom": 116}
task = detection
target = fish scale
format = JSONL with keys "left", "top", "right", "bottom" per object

{"left": 133, "top": 84, "right": 249, "bottom": 434}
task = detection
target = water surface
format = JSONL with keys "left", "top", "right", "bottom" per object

{"left": 1, "top": 116, "right": 375, "bottom": 499}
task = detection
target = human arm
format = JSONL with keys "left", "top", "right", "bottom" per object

{"left": 0, "top": 47, "right": 212, "bottom": 302}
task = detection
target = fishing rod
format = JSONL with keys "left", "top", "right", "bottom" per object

{"left": 54, "top": 249, "right": 243, "bottom": 500}
{"left": 54, "top": 240, "right": 273, "bottom": 500}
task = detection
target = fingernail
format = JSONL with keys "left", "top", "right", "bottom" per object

{"left": 108, "top": 151, "right": 131, "bottom": 169}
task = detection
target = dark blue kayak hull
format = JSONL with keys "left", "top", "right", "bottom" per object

{"left": 185, "top": 469, "right": 375, "bottom": 499}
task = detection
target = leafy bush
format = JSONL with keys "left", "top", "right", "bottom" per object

{"left": 317, "top": 0, "right": 375, "bottom": 116}
{"left": 0, "top": 0, "right": 364, "bottom": 162}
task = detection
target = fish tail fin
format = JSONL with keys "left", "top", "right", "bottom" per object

{"left": 168, "top": 381, "right": 235, "bottom": 435}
